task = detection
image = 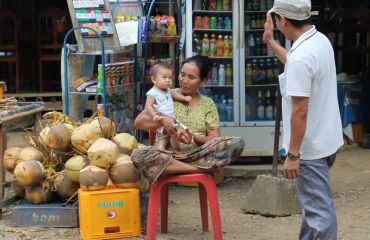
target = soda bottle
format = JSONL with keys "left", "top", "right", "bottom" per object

{"left": 256, "top": 90, "right": 265, "bottom": 120}
{"left": 218, "top": 64, "right": 225, "bottom": 86}
{"left": 216, "top": 0, "right": 222, "bottom": 11}
{"left": 201, "top": 33, "right": 210, "bottom": 56}
{"left": 202, "top": 16, "right": 210, "bottom": 29}
{"left": 252, "top": 0, "right": 260, "bottom": 10}
{"left": 251, "top": 59, "right": 259, "bottom": 85}
{"left": 255, "top": 34, "right": 261, "bottom": 55}
{"left": 251, "top": 14, "right": 256, "bottom": 29}
{"left": 201, "top": 0, "right": 209, "bottom": 10}
{"left": 209, "top": 0, "right": 216, "bottom": 10}
{"left": 266, "top": 58, "right": 274, "bottom": 83}
{"left": 217, "top": 17, "right": 224, "bottom": 29}
{"left": 258, "top": 59, "right": 266, "bottom": 84}
{"left": 226, "top": 63, "right": 232, "bottom": 85}
{"left": 224, "top": 16, "right": 232, "bottom": 29}
{"left": 226, "top": 99, "right": 234, "bottom": 121}
{"left": 209, "top": 34, "right": 217, "bottom": 56}
{"left": 265, "top": 90, "right": 274, "bottom": 120}
{"left": 222, "top": 0, "right": 230, "bottom": 11}
{"left": 193, "top": 33, "right": 202, "bottom": 54}
{"left": 223, "top": 35, "right": 230, "bottom": 56}
{"left": 211, "top": 62, "right": 218, "bottom": 85}
{"left": 210, "top": 16, "right": 217, "bottom": 29}
{"left": 216, "top": 35, "right": 224, "bottom": 56}
{"left": 248, "top": 34, "right": 256, "bottom": 56}
{"left": 245, "top": 63, "right": 253, "bottom": 85}
{"left": 260, "top": 0, "right": 266, "bottom": 10}
{"left": 193, "top": 0, "right": 202, "bottom": 10}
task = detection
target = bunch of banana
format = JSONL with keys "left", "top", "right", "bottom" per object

{"left": 42, "top": 111, "right": 78, "bottom": 127}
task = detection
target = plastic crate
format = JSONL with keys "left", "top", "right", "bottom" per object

{"left": 78, "top": 188, "right": 141, "bottom": 240}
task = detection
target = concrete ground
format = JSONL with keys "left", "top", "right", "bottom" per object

{"left": 1, "top": 131, "right": 370, "bottom": 239}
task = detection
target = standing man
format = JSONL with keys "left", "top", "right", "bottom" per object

{"left": 263, "top": 0, "right": 343, "bottom": 239}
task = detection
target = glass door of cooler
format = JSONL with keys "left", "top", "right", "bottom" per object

{"left": 185, "top": 0, "right": 239, "bottom": 126}
{"left": 239, "top": 0, "right": 281, "bottom": 126}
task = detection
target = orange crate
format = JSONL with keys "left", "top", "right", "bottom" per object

{"left": 78, "top": 188, "right": 141, "bottom": 240}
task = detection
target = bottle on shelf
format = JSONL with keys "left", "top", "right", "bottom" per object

{"left": 224, "top": 16, "right": 232, "bottom": 29}
{"left": 201, "top": 33, "right": 210, "bottom": 56}
{"left": 256, "top": 90, "right": 265, "bottom": 120}
{"left": 258, "top": 59, "right": 267, "bottom": 84}
{"left": 216, "top": 35, "right": 224, "bottom": 57}
{"left": 223, "top": 35, "right": 230, "bottom": 56}
{"left": 217, "top": 16, "right": 224, "bottom": 29}
{"left": 245, "top": 14, "right": 251, "bottom": 30}
{"left": 211, "top": 62, "right": 218, "bottom": 85}
{"left": 229, "top": 36, "right": 233, "bottom": 56}
{"left": 251, "top": 14, "right": 256, "bottom": 29}
{"left": 265, "top": 90, "right": 274, "bottom": 120}
{"left": 251, "top": 59, "right": 259, "bottom": 85}
{"left": 195, "top": 16, "right": 202, "bottom": 29}
{"left": 202, "top": 16, "right": 210, "bottom": 29}
{"left": 209, "top": 34, "right": 217, "bottom": 56}
{"left": 219, "top": 95, "right": 226, "bottom": 121}
{"left": 193, "top": 33, "right": 202, "bottom": 55}
{"left": 245, "top": 62, "right": 253, "bottom": 85}
{"left": 210, "top": 16, "right": 217, "bottom": 29}
{"left": 260, "top": 0, "right": 266, "bottom": 10}
{"left": 226, "top": 99, "right": 233, "bottom": 121}
{"left": 201, "top": 0, "right": 209, "bottom": 10}
{"left": 194, "top": 0, "right": 202, "bottom": 10}
{"left": 256, "top": 14, "right": 262, "bottom": 29}
{"left": 223, "top": 0, "right": 231, "bottom": 11}
{"left": 218, "top": 64, "right": 225, "bottom": 85}
{"left": 255, "top": 34, "right": 261, "bottom": 56}
{"left": 226, "top": 63, "right": 232, "bottom": 85}
{"left": 252, "top": 0, "right": 260, "bottom": 11}
{"left": 209, "top": 0, "right": 216, "bottom": 10}
{"left": 216, "top": 0, "right": 222, "bottom": 11}
{"left": 248, "top": 34, "right": 256, "bottom": 56}
{"left": 266, "top": 58, "right": 274, "bottom": 84}
{"left": 274, "top": 89, "right": 279, "bottom": 118}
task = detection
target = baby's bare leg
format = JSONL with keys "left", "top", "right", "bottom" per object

{"left": 158, "top": 136, "right": 170, "bottom": 150}
{"left": 170, "top": 134, "right": 180, "bottom": 151}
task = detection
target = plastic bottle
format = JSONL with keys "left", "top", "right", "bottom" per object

{"left": 256, "top": 90, "right": 265, "bottom": 120}
{"left": 229, "top": 36, "right": 233, "bottom": 56}
{"left": 219, "top": 99, "right": 227, "bottom": 122}
{"left": 226, "top": 99, "right": 234, "bottom": 122}
{"left": 248, "top": 34, "right": 256, "bottom": 56}
{"left": 265, "top": 90, "right": 274, "bottom": 120}
{"left": 258, "top": 59, "right": 266, "bottom": 84}
{"left": 193, "top": 33, "right": 202, "bottom": 55}
{"left": 222, "top": 0, "right": 231, "bottom": 11}
{"left": 226, "top": 63, "right": 232, "bottom": 85}
{"left": 209, "top": 0, "right": 216, "bottom": 10}
{"left": 266, "top": 59, "right": 274, "bottom": 83}
{"left": 218, "top": 64, "right": 225, "bottom": 86}
{"left": 223, "top": 35, "right": 230, "bottom": 56}
{"left": 209, "top": 34, "right": 217, "bottom": 56}
{"left": 216, "top": 0, "right": 222, "bottom": 11}
{"left": 251, "top": 59, "right": 259, "bottom": 84}
{"left": 245, "top": 63, "right": 253, "bottom": 85}
{"left": 273, "top": 58, "right": 280, "bottom": 82}
{"left": 216, "top": 35, "right": 224, "bottom": 56}
{"left": 211, "top": 62, "right": 218, "bottom": 85}
{"left": 201, "top": 33, "right": 210, "bottom": 56}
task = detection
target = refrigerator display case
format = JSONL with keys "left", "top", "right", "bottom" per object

{"left": 185, "top": 0, "right": 283, "bottom": 156}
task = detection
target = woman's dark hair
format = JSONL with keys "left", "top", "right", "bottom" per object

{"left": 181, "top": 55, "right": 211, "bottom": 80}
{"left": 271, "top": 12, "right": 310, "bottom": 28}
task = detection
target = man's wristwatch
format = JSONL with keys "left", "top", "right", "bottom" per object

{"left": 287, "top": 151, "right": 300, "bottom": 161}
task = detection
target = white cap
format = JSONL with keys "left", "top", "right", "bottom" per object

{"left": 268, "top": 0, "right": 316, "bottom": 20}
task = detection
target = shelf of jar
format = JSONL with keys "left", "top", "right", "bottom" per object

{"left": 244, "top": 10, "right": 270, "bottom": 13}
{"left": 203, "top": 85, "right": 233, "bottom": 87}
{"left": 193, "top": 10, "right": 232, "bottom": 14}
{"left": 246, "top": 55, "right": 276, "bottom": 59}
{"left": 245, "top": 83, "right": 278, "bottom": 87}
{"left": 207, "top": 56, "right": 233, "bottom": 59}
{"left": 193, "top": 28, "right": 232, "bottom": 32}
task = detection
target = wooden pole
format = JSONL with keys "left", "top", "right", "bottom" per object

{"left": 272, "top": 90, "right": 282, "bottom": 177}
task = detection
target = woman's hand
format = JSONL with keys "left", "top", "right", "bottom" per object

{"left": 263, "top": 13, "right": 274, "bottom": 44}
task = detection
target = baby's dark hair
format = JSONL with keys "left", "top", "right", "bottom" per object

{"left": 181, "top": 55, "right": 211, "bottom": 80}
{"left": 149, "top": 61, "right": 172, "bottom": 76}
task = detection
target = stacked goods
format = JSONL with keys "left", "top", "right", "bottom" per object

{"left": 3, "top": 111, "right": 148, "bottom": 205}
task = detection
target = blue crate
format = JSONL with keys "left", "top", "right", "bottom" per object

{"left": 8, "top": 202, "right": 79, "bottom": 227}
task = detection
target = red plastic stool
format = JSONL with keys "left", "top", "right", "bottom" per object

{"left": 146, "top": 173, "right": 222, "bottom": 240}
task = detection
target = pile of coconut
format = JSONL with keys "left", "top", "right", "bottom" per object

{"left": 3, "top": 112, "right": 148, "bottom": 205}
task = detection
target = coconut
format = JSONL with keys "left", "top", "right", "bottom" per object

{"left": 12, "top": 179, "right": 26, "bottom": 197}
{"left": 14, "top": 160, "right": 44, "bottom": 187}
{"left": 71, "top": 124, "right": 100, "bottom": 154}
{"left": 65, "top": 155, "right": 89, "bottom": 183}
{"left": 79, "top": 165, "right": 109, "bottom": 191}
{"left": 3, "top": 147, "right": 22, "bottom": 173}
{"left": 112, "top": 133, "right": 138, "bottom": 155}
{"left": 63, "top": 123, "right": 76, "bottom": 135}
{"left": 18, "top": 147, "right": 43, "bottom": 162}
{"left": 38, "top": 126, "right": 50, "bottom": 144}
{"left": 44, "top": 124, "right": 71, "bottom": 151}
{"left": 109, "top": 154, "right": 140, "bottom": 188}
{"left": 89, "top": 117, "right": 116, "bottom": 139}
{"left": 25, "top": 181, "right": 54, "bottom": 204}
{"left": 87, "top": 138, "right": 118, "bottom": 169}
{"left": 55, "top": 172, "right": 79, "bottom": 200}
